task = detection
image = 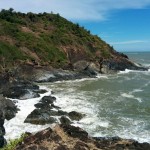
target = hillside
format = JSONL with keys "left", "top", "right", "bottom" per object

{"left": 0, "top": 8, "right": 126, "bottom": 72}
{"left": 0, "top": 8, "right": 147, "bottom": 74}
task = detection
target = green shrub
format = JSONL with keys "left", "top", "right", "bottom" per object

{"left": 1, "top": 133, "right": 27, "bottom": 150}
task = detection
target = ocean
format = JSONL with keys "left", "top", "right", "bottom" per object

{"left": 4, "top": 52, "right": 150, "bottom": 143}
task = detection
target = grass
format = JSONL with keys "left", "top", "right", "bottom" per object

{"left": 1, "top": 134, "right": 27, "bottom": 150}
{"left": 0, "top": 9, "right": 115, "bottom": 71}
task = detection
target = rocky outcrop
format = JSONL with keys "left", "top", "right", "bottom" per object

{"left": 0, "top": 95, "right": 18, "bottom": 148}
{"left": 24, "top": 95, "right": 84, "bottom": 125}
{"left": 101, "top": 58, "right": 148, "bottom": 74}
{"left": 1, "top": 80, "right": 45, "bottom": 100}
{"left": 15, "top": 124, "right": 150, "bottom": 150}
{"left": 68, "top": 111, "right": 85, "bottom": 121}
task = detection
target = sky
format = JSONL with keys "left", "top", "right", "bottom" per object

{"left": 0, "top": 0, "right": 150, "bottom": 52}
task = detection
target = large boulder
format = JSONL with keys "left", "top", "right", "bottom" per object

{"left": 24, "top": 109, "right": 57, "bottom": 125}
{"left": 68, "top": 111, "right": 85, "bottom": 121}
{"left": 59, "top": 116, "right": 71, "bottom": 125}
{"left": 0, "top": 95, "right": 18, "bottom": 120}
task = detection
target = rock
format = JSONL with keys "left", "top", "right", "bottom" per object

{"left": 34, "top": 95, "right": 58, "bottom": 110}
{"left": 24, "top": 109, "right": 57, "bottom": 125}
{"left": 40, "top": 96, "right": 56, "bottom": 104}
{"left": 60, "top": 116, "right": 71, "bottom": 125}
{"left": 61, "top": 124, "right": 88, "bottom": 141}
{"left": 35, "top": 89, "right": 47, "bottom": 94}
{"left": 0, "top": 136, "right": 6, "bottom": 148}
{"left": 14, "top": 124, "right": 150, "bottom": 150}
{"left": 2, "top": 80, "right": 40, "bottom": 100}
{"left": 73, "top": 60, "right": 98, "bottom": 77}
{"left": 68, "top": 111, "right": 85, "bottom": 121}
{"left": 101, "top": 58, "right": 148, "bottom": 74}
{"left": 51, "top": 104, "right": 61, "bottom": 109}
{"left": 0, "top": 95, "right": 17, "bottom": 149}
{"left": 57, "top": 110, "right": 68, "bottom": 116}
{"left": 34, "top": 103, "right": 53, "bottom": 109}
{"left": 0, "top": 111, "right": 5, "bottom": 148}
{"left": 0, "top": 95, "right": 18, "bottom": 120}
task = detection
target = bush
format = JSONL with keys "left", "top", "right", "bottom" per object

{"left": 1, "top": 133, "right": 27, "bottom": 150}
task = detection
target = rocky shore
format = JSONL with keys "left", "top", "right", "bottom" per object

{"left": 0, "top": 61, "right": 149, "bottom": 149}
{"left": 14, "top": 124, "right": 150, "bottom": 150}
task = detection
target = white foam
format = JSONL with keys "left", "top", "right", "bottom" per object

{"left": 121, "top": 93, "right": 134, "bottom": 98}
{"left": 119, "top": 69, "right": 132, "bottom": 74}
{"left": 4, "top": 86, "right": 52, "bottom": 140}
{"left": 121, "top": 93, "right": 142, "bottom": 103}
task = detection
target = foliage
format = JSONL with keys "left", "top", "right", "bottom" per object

{"left": 1, "top": 133, "right": 27, "bottom": 150}
{"left": 0, "top": 8, "right": 114, "bottom": 71}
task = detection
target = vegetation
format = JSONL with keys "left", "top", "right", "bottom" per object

{"left": 0, "top": 8, "right": 116, "bottom": 72}
{"left": 1, "top": 133, "right": 27, "bottom": 150}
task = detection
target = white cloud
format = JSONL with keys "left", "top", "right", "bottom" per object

{"left": 0, "top": 0, "right": 150, "bottom": 21}
{"left": 110, "top": 40, "right": 149, "bottom": 45}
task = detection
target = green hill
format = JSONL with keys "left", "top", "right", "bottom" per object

{"left": 0, "top": 8, "right": 134, "bottom": 73}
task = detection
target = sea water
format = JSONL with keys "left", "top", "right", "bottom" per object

{"left": 4, "top": 52, "right": 150, "bottom": 143}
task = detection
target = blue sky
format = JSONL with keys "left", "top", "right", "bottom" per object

{"left": 0, "top": 0, "right": 150, "bottom": 52}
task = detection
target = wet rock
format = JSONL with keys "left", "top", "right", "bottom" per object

{"left": 40, "top": 96, "right": 56, "bottom": 104}
{"left": 0, "top": 111, "right": 5, "bottom": 148}
{"left": 68, "top": 111, "right": 85, "bottom": 121}
{"left": 2, "top": 80, "right": 41, "bottom": 100}
{"left": 0, "top": 95, "right": 18, "bottom": 120}
{"left": 51, "top": 104, "right": 61, "bottom": 109}
{"left": 0, "top": 136, "right": 6, "bottom": 148}
{"left": 101, "top": 58, "right": 148, "bottom": 74}
{"left": 60, "top": 116, "right": 71, "bottom": 125}
{"left": 34, "top": 103, "right": 53, "bottom": 109}
{"left": 57, "top": 110, "right": 68, "bottom": 116}
{"left": 0, "top": 95, "right": 17, "bottom": 148}
{"left": 61, "top": 124, "right": 88, "bottom": 141}
{"left": 36, "top": 89, "right": 47, "bottom": 94}
{"left": 24, "top": 109, "right": 57, "bottom": 125}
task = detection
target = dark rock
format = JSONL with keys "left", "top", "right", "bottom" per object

{"left": 34, "top": 103, "right": 53, "bottom": 109}
{"left": 24, "top": 109, "right": 57, "bottom": 125}
{"left": 0, "top": 110, "right": 5, "bottom": 148}
{"left": 0, "top": 95, "right": 18, "bottom": 120}
{"left": 0, "top": 136, "right": 6, "bottom": 148}
{"left": 34, "top": 96, "right": 57, "bottom": 110}
{"left": 60, "top": 116, "right": 71, "bottom": 125}
{"left": 0, "top": 95, "right": 17, "bottom": 148}
{"left": 57, "top": 110, "right": 68, "bottom": 116}
{"left": 40, "top": 96, "right": 56, "bottom": 104}
{"left": 2, "top": 80, "right": 40, "bottom": 100}
{"left": 35, "top": 89, "right": 47, "bottom": 94}
{"left": 61, "top": 124, "right": 88, "bottom": 141}
{"left": 68, "top": 111, "right": 85, "bottom": 121}
{"left": 51, "top": 104, "right": 61, "bottom": 109}
{"left": 102, "top": 58, "right": 148, "bottom": 74}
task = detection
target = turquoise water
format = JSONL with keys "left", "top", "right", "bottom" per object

{"left": 45, "top": 52, "right": 150, "bottom": 143}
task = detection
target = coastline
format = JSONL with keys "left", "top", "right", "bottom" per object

{"left": 0, "top": 63, "right": 150, "bottom": 149}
